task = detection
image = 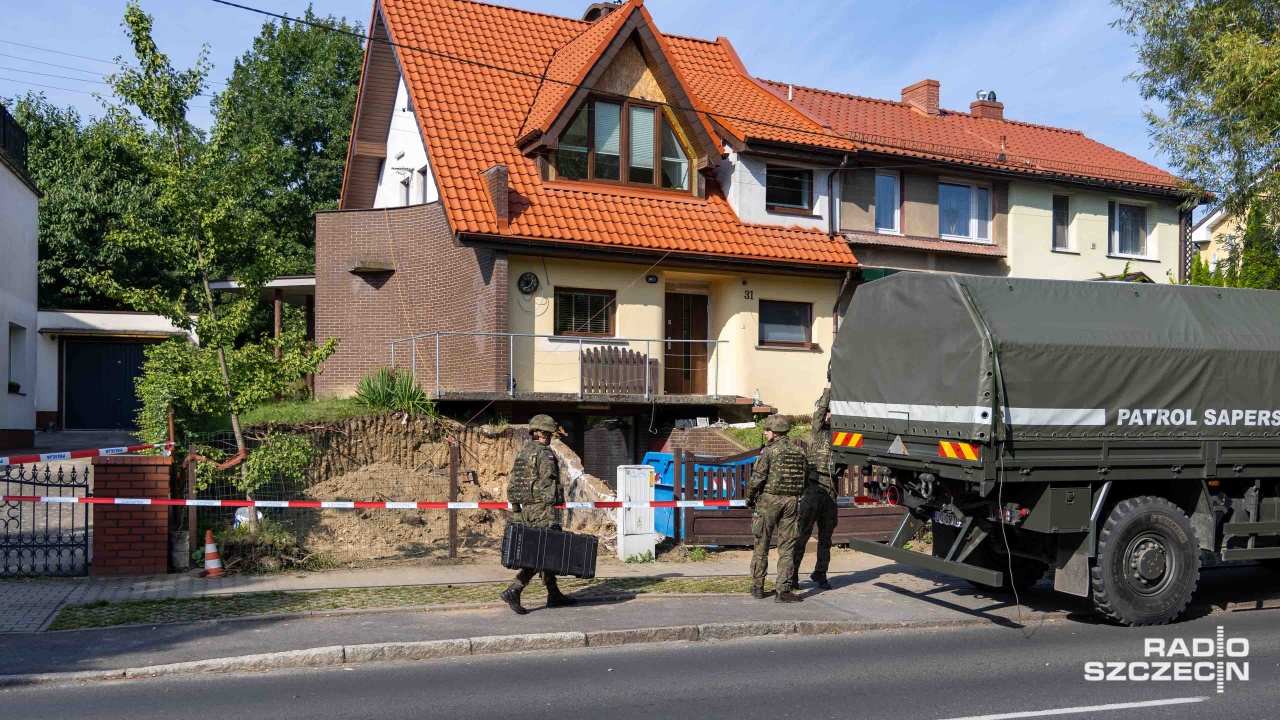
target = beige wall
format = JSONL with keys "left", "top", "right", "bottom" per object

{"left": 1005, "top": 182, "right": 1181, "bottom": 281}
{"left": 506, "top": 255, "right": 836, "bottom": 414}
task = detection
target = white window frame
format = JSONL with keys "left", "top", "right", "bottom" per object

{"left": 1051, "top": 193, "right": 1072, "bottom": 252}
{"left": 874, "top": 171, "right": 901, "bottom": 235}
{"left": 938, "top": 179, "right": 993, "bottom": 243}
{"left": 1108, "top": 200, "right": 1153, "bottom": 260}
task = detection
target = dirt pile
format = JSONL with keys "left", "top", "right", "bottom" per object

{"left": 257, "top": 414, "right": 616, "bottom": 566}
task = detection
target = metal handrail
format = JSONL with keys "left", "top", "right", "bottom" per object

{"left": 389, "top": 331, "right": 726, "bottom": 400}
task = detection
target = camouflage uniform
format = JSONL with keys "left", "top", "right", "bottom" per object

{"left": 501, "top": 415, "right": 573, "bottom": 613}
{"left": 794, "top": 388, "right": 839, "bottom": 587}
{"left": 747, "top": 419, "right": 808, "bottom": 597}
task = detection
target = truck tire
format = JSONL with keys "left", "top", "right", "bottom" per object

{"left": 933, "top": 524, "right": 1047, "bottom": 593}
{"left": 1090, "top": 496, "right": 1200, "bottom": 626}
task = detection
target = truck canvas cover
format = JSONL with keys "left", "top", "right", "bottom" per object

{"left": 831, "top": 273, "right": 1280, "bottom": 442}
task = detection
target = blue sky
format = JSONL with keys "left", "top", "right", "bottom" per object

{"left": 0, "top": 0, "right": 1165, "bottom": 172}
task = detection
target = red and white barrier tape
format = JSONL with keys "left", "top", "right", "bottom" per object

{"left": 0, "top": 442, "right": 173, "bottom": 467}
{"left": 0, "top": 496, "right": 879, "bottom": 509}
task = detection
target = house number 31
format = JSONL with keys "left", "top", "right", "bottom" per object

{"left": 743, "top": 290, "right": 753, "bottom": 300}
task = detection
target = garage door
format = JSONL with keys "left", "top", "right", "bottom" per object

{"left": 64, "top": 341, "right": 148, "bottom": 430}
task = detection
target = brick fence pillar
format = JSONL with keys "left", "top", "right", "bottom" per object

{"left": 91, "top": 454, "right": 172, "bottom": 576}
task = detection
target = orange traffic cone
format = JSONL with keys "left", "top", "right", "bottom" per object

{"left": 203, "top": 530, "right": 224, "bottom": 579}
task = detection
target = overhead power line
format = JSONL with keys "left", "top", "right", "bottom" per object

{"left": 0, "top": 39, "right": 227, "bottom": 87}
{"left": 206, "top": 0, "right": 1179, "bottom": 189}
{"left": 0, "top": 76, "right": 212, "bottom": 111}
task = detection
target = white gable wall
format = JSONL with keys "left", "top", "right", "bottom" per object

{"left": 373, "top": 78, "right": 439, "bottom": 209}
{"left": 716, "top": 150, "right": 835, "bottom": 232}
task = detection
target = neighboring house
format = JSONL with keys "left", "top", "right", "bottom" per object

{"left": 1191, "top": 204, "right": 1244, "bottom": 273}
{"left": 35, "top": 311, "right": 194, "bottom": 431}
{"left": 0, "top": 103, "right": 38, "bottom": 449}
{"left": 752, "top": 82, "right": 1189, "bottom": 280}
{"left": 315, "top": 0, "right": 1193, "bottom": 472}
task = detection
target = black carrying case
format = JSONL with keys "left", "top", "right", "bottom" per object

{"left": 501, "top": 523, "right": 598, "bottom": 579}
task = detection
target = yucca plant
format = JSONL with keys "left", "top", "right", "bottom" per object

{"left": 356, "top": 367, "right": 436, "bottom": 415}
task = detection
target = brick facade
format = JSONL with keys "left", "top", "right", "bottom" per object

{"left": 315, "top": 202, "right": 509, "bottom": 397}
{"left": 91, "top": 454, "right": 171, "bottom": 576}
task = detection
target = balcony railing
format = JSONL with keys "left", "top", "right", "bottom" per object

{"left": 388, "top": 331, "right": 727, "bottom": 400}
{"left": 0, "top": 103, "right": 28, "bottom": 175}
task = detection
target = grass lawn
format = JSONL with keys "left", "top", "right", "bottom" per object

{"left": 47, "top": 576, "right": 764, "bottom": 631}
{"left": 239, "top": 397, "right": 369, "bottom": 427}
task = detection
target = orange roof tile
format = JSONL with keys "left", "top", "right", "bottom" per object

{"left": 844, "top": 230, "right": 1006, "bottom": 258}
{"left": 378, "top": 0, "right": 856, "bottom": 269}
{"left": 520, "top": 0, "right": 635, "bottom": 141}
{"left": 762, "top": 81, "right": 1180, "bottom": 191}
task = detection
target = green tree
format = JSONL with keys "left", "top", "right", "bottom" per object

{"left": 97, "top": 3, "right": 334, "bottom": 522}
{"left": 1222, "top": 207, "right": 1280, "bottom": 289}
{"left": 1115, "top": 0, "right": 1279, "bottom": 227}
{"left": 212, "top": 9, "right": 364, "bottom": 274}
{"left": 10, "top": 94, "right": 183, "bottom": 309}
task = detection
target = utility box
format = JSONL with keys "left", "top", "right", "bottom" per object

{"left": 616, "top": 465, "right": 658, "bottom": 561}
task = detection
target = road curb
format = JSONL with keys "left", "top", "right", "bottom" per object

{"left": 0, "top": 617, "right": 1011, "bottom": 687}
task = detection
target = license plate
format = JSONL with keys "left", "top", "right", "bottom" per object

{"left": 932, "top": 510, "right": 963, "bottom": 528}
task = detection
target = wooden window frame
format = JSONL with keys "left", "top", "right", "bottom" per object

{"left": 555, "top": 97, "right": 692, "bottom": 193}
{"left": 757, "top": 299, "right": 815, "bottom": 349}
{"left": 553, "top": 287, "right": 617, "bottom": 338}
{"left": 765, "top": 165, "right": 814, "bottom": 213}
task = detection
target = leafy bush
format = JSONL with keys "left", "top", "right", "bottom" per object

{"left": 356, "top": 367, "right": 436, "bottom": 415}
{"left": 625, "top": 550, "right": 655, "bottom": 564}
{"left": 727, "top": 418, "right": 812, "bottom": 448}
{"left": 192, "top": 432, "right": 313, "bottom": 498}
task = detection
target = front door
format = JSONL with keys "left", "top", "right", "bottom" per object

{"left": 664, "top": 293, "right": 708, "bottom": 395}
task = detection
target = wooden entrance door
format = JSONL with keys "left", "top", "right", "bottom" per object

{"left": 664, "top": 293, "right": 708, "bottom": 395}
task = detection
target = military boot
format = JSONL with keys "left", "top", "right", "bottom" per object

{"left": 499, "top": 583, "right": 529, "bottom": 615}
{"left": 750, "top": 584, "right": 766, "bottom": 599}
{"left": 810, "top": 572, "right": 832, "bottom": 590}
{"left": 544, "top": 577, "right": 578, "bottom": 608}
{"left": 775, "top": 589, "right": 803, "bottom": 603}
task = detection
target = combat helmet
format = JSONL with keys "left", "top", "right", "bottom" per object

{"left": 528, "top": 414, "right": 558, "bottom": 434}
{"left": 764, "top": 415, "right": 791, "bottom": 433}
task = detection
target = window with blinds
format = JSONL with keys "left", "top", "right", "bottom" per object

{"left": 554, "top": 288, "right": 616, "bottom": 337}
{"left": 554, "top": 98, "right": 693, "bottom": 192}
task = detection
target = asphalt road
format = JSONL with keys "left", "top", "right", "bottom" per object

{"left": 4, "top": 605, "right": 1276, "bottom": 720}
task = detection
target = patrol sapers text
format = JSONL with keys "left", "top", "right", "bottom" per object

{"left": 1115, "top": 408, "right": 1280, "bottom": 426}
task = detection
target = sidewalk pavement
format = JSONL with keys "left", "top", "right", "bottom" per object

{"left": 2, "top": 556, "right": 1088, "bottom": 677}
{"left": 0, "top": 550, "right": 775, "bottom": 633}
{"left": 2, "top": 552, "right": 1274, "bottom": 680}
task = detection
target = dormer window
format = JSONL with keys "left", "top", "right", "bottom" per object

{"left": 553, "top": 98, "right": 691, "bottom": 191}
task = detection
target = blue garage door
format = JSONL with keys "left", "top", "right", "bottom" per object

{"left": 64, "top": 341, "right": 148, "bottom": 430}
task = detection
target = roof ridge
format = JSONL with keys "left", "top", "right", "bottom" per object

{"left": 761, "top": 78, "right": 1090, "bottom": 137}
{"left": 456, "top": 0, "right": 589, "bottom": 27}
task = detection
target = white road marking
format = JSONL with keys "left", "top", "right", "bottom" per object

{"left": 937, "top": 696, "right": 1208, "bottom": 720}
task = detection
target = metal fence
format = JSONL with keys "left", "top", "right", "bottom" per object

{"left": 389, "top": 331, "right": 727, "bottom": 399}
{"left": 1, "top": 463, "right": 90, "bottom": 577}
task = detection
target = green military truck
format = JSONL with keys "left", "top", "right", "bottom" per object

{"left": 830, "top": 273, "right": 1280, "bottom": 626}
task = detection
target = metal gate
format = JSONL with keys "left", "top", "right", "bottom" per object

{"left": 677, "top": 449, "right": 905, "bottom": 546}
{"left": 1, "top": 464, "right": 90, "bottom": 576}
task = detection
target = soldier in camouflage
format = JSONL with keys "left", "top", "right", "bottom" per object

{"left": 746, "top": 414, "right": 807, "bottom": 603}
{"left": 792, "top": 387, "right": 840, "bottom": 590}
{"left": 499, "top": 414, "right": 578, "bottom": 615}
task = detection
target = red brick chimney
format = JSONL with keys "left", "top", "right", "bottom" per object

{"left": 901, "top": 79, "right": 940, "bottom": 116}
{"left": 970, "top": 92, "right": 1004, "bottom": 120}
